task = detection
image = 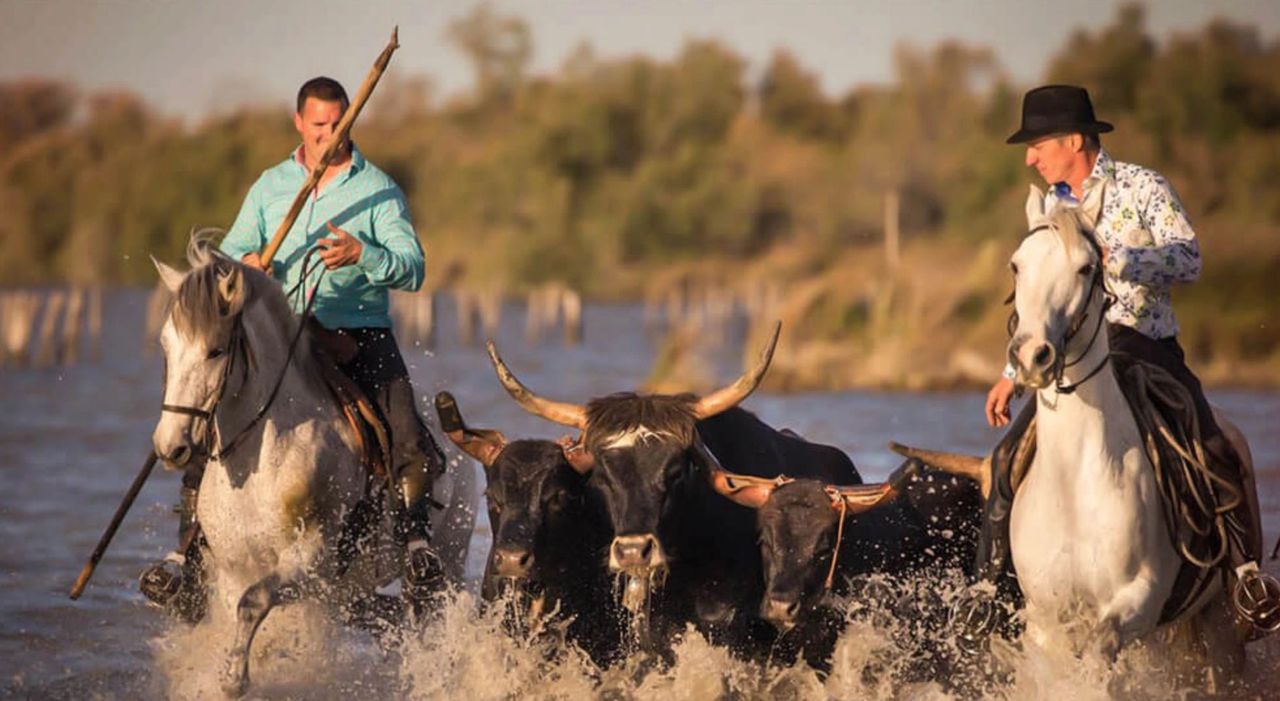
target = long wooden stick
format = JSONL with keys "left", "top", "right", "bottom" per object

{"left": 69, "top": 450, "right": 159, "bottom": 599}
{"left": 259, "top": 27, "right": 401, "bottom": 267}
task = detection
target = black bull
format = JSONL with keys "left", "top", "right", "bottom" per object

{"left": 484, "top": 324, "right": 870, "bottom": 651}
{"left": 433, "top": 392, "right": 623, "bottom": 665}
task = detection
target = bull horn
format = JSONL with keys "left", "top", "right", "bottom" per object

{"left": 434, "top": 392, "right": 507, "bottom": 467}
{"left": 693, "top": 321, "right": 781, "bottom": 419}
{"left": 888, "top": 441, "right": 991, "bottom": 499}
{"left": 486, "top": 340, "right": 587, "bottom": 428}
{"left": 708, "top": 467, "right": 790, "bottom": 510}
{"left": 829, "top": 482, "right": 899, "bottom": 515}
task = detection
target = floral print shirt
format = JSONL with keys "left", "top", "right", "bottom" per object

{"left": 1045, "top": 149, "right": 1201, "bottom": 340}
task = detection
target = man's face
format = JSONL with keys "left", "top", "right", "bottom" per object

{"left": 293, "top": 97, "right": 347, "bottom": 164}
{"left": 1024, "top": 134, "right": 1079, "bottom": 185}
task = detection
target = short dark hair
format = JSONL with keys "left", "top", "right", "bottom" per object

{"left": 296, "top": 77, "right": 349, "bottom": 113}
{"left": 1083, "top": 131, "right": 1101, "bottom": 151}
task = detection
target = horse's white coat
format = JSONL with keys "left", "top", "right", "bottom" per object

{"left": 1007, "top": 186, "right": 1246, "bottom": 679}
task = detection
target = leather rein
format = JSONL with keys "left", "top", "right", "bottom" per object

{"left": 160, "top": 248, "right": 325, "bottom": 461}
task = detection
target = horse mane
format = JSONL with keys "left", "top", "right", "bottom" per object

{"left": 170, "top": 230, "right": 291, "bottom": 344}
{"left": 1046, "top": 204, "right": 1096, "bottom": 259}
{"left": 585, "top": 392, "right": 699, "bottom": 450}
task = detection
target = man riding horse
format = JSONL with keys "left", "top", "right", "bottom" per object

{"left": 140, "top": 77, "right": 448, "bottom": 616}
{"left": 977, "top": 84, "right": 1276, "bottom": 630}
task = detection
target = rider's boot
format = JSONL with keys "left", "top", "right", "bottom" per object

{"left": 953, "top": 403, "right": 1034, "bottom": 653}
{"left": 398, "top": 487, "right": 446, "bottom": 623}
{"left": 139, "top": 486, "right": 207, "bottom": 623}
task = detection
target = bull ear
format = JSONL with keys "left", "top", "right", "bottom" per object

{"left": 708, "top": 468, "right": 777, "bottom": 510}
{"left": 217, "top": 267, "right": 246, "bottom": 317}
{"left": 434, "top": 391, "right": 507, "bottom": 467}
{"left": 152, "top": 256, "right": 184, "bottom": 293}
{"left": 1025, "top": 184, "right": 1047, "bottom": 228}
{"left": 559, "top": 436, "right": 596, "bottom": 475}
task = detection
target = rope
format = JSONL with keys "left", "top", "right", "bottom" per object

{"left": 824, "top": 493, "right": 848, "bottom": 591}
{"left": 1119, "top": 356, "right": 1255, "bottom": 624}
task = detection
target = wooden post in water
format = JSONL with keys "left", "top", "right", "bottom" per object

{"left": 417, "top": 290, "right": 436, "bottom": 350}
{"left": 61, "top": 287, "right": 84, "bottom": 365}
{"left": 1, "top": 291, "right": 41, "bottom": 367}
{"left": 561, "top": 289, "right": 582, "bottom": 347}
{"left": 88, "top": 286, "right": 103, "bottom": 360}
{"left": 478, "top": 288, "right": 502, "bottom": 341}
{"left": 524, "top": 287, "right": 547, "bottom": 345}
{"left": 144, "top": 282, "right": 173, "bottom": 355}
{"left": 34, "top": 290, "right": 66, "bottom": 367}
{"left": 455, "top": 290, "right": 477, "bottom": 346}
{"left": 884, "top": 188, "right": 900, "bottom": 271}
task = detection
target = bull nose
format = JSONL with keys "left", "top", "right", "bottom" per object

{"left": 611, "top": 534, "right": 661, "bottom": 571}
{"left": 493, "top": 545, "right": 534, "bottom": 578}
{"left": 762, "top": 597, "right": 799, "bottom": 629}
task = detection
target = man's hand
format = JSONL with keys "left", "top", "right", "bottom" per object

{"left": 317, "top": 221, "right": 363, "bottom": 270}
{"left": 985, "top": 376, "right": 1017, "bottom": 428}
{"left": 241, "top": 252, "right": 269, "bottom": 272}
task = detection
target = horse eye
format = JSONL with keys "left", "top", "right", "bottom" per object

{"left": 207, "top": 347, "right": 225, "bottom": 359}
{"left": 1078, "top": 263, "right": 1095, "bottom": 277}
{"left": 1010, "top": 262, "right": 1019, "bottom": 276}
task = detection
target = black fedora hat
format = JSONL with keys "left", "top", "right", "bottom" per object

{"left": 1006, "top": 85, "right": 1114, "bottom": 144}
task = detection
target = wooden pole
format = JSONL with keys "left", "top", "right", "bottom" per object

{"left": 259, "top": 28, "right": 401, "bottom": 267}
{"left": 69, "top": 451, "right": 160, "bottom": 599}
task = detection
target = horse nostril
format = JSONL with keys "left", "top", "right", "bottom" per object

{"left": 169, "top": 444, "right": 191, "bottom": 467}
{"left": 1033, "top": 344, "right": 1053, "bottom": 368}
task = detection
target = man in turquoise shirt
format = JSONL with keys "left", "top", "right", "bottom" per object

{"left": 141, "top": 77, "right": 446, "bottom": 620}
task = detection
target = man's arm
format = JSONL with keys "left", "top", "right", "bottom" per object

{"left": 1107, "top": 172, "right": 1201, "bottom": 286}
{"left": 355, "top": 184, "right": 425, "bottom": 291}
{"left": 219, "top": 178, "right": 268, "bottom": 265}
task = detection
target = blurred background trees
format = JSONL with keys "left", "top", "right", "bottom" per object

{"left": 1, "top": 2, "right": 1277, "bottom": 382}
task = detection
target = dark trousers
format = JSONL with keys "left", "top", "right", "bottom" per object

{"left": 181, "top": 327, "right": 445, "bottom": 543}
{"left": 336, "top": 327, "right": 446, "bottom": 542}
{"left": 978, "top": 324, "right": 1259, "bottom": 587}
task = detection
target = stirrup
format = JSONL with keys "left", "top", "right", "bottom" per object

{"left": 951, "top": 588, "right": 1001, "bottom": 655}
{"left": 404, "top": 541, "right": 445, "bottom": 595}
{"left": 1233, "top": 563, "right": 1280, "bottom": 634}
{"left": 139, "top": 551, "right": 186, "bottom": 607}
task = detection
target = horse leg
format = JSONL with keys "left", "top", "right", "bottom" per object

{"left": 1090, "top": 573, "right": 1164, "bottom": 662}
{"left": 220, "top": 572, "right": 303, "bottom": 698}
{"left": 1192, "top": 594, "right": 1247, "bottom": 695}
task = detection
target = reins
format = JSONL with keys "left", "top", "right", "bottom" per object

{"left": 823, "top": 489, "right": 848, "bottom": 591}
{"left": 160, "top": 246, "right": 327, "bottom": 460}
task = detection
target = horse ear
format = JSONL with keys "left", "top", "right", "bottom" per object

{"left": 218, "top": 267, "right": 246, "bottom": 316}
{"left": 1025, "top": 184, "right": 1047, "bottom": 227}
{"left": 152, "top": 256, "right": 184, "bottom": 293}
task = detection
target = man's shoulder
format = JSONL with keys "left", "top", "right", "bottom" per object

{"left": 1110, "top": 158, "right": 1169, "bottom": 192}
{"left": 354, "top": 157, "right": 404, "bottom": 192}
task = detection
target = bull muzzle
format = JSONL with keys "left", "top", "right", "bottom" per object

{"left": 492, "top": 545, "right": 535, "bottom": 579}
{"left": 762, "top": 596, "right": 800, "bottom": 631}
{"left": 609, "top": 534, "right": 664, "bottom": 571}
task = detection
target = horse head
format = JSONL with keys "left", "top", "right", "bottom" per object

{"left": 150, "top": 236, "right": 285, "bottom": 469}
{"left": 1008, "top": 184, "right": 1106, "bottom": 389}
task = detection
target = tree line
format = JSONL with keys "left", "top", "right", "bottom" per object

{"left": 1, "top": 4, "right": 1277, "bottom": 377}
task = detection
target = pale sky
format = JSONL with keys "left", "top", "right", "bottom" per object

{"left": 2, "top": 0, "right": 1278, "bottom": 121}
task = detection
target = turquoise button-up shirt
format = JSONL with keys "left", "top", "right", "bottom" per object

{"left": 220, "top": 144, "right": 425, "bottom": 330}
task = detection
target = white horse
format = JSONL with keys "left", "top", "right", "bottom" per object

{"left": 1003, "top": 186, "right": 1253, "bottom": 676}
{"left": 150, "top": 241, "right": 473, "bottom": 697}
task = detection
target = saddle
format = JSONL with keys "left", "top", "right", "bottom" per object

{"left": 306, "top": 319, "right": 392, "bottom": 483}
{"left": 1002, "top": 359, "right": 1268, "bottom": 629}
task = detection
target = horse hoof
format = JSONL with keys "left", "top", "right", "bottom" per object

{"left": 951, "top": 591, "right": 1000, "bottom": 655}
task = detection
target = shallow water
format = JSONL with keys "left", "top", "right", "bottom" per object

{"left": 1, "top": 289, "right": 1277, "bottom": 699}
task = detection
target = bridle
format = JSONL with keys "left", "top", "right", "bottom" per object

{"left": 159, "top": 247, "right": 325, "bottom": 461}
{"left": 1012, "top": 223, "right": 1114, "bottom": 395}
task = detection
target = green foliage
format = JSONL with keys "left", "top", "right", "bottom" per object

{"left": 0, "top": 3, "right": 1276, "bottom": 368}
